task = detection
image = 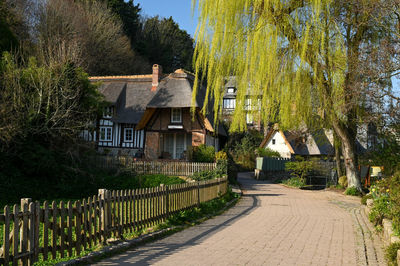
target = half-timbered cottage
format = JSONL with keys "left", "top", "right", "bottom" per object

{"left": 86, "top": 65, "right": 226, "bottom": 159}
{"left": 137, "top": 69, "right": 226, "bottom": 160}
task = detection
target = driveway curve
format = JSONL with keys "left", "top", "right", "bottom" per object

{"left": 94, "top": 172, "right": 385, "bottom": 266}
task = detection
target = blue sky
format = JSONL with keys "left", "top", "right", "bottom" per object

{"left": 135, "top": 0, "right": 198, "bottom": 37}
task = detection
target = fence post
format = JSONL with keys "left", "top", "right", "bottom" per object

{"left": 165, "top": 185, "right": 170, "bottom": 218}
{"left": 197, "top": 182, "right": 201, "bottom": 206}
{"left": 98, "top": 189, "right": 109, "bottom": 243}
{"left": 20, "top": 198, "right": 31, "bottom": 265}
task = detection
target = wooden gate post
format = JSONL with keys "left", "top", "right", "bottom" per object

{"left": 98, "top": 189, "right": 109, "bottom": 243}
{"left": 20, "top": 198, "right": 31, "bottom": 265}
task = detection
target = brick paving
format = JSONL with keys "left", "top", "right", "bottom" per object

{"left": 94, "top": 173, "right": 385, "bottom": 266}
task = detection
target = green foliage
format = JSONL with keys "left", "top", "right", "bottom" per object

{"left": 136, "top": 16, "right": 194, "bottom": 73}
{"left": 192, "top": 170, "right": 220, "bottom": 181}
{"left": 226, "top": 130, "right": 263, "bottom": 170}
{"left": 362, "top": 126, "right": 400, "bottom": 176}
{"left": 0, "top": 144, "right": 184, "bottom": 208}
{"left": 215, "top": 150, "right": 228, "bottom": 161}
{"left": 285, "top": 156, "right": 315, "bottom": 179}
{"left": 0, "top": 18, "right": 17, "bottom": 53}
{"left": 192, "top": 159, "right": 227, "bottom": 181}
{"left": 344, "top": 186, "right": 362, "bottom": 196}
{"left": 368, "top": 172, "right": 400, "bottom": 235}
{"left": 361, "top": 194, "right": 373, "bottom": 205}
{"left": 138, "top": 174, "right": 185, "bottom": 187}
{"left": 255, "top": 147, "right": 281, "bottom": 158}
{"left": 369, "top": 194, "right": 391, "bottom": 226}
{"left": 102, "top": 0, "right": 141, "bottom": 44}
{"left": 385, "top": 242, "right": 400, "bottom": 266}
{"left": 282, "top": 177, "right": 306, "bottom": 188}
{"left": 0, "top": 52, "right": 104, "bottom": 148}
{"left": 192, "top": 144, "right": 215, "bottom": 163}
{"left": 338, "top": 176, "right": 348, "bottom": 188}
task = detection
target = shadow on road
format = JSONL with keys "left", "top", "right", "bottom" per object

{"left": 99, "top": 172, "right": 282, "bottom": 265}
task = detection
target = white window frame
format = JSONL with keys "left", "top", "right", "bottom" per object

{"left": 223, "top": 98, "right": 236, "bottom": 109}
{"left": 171, "top": 108, "right": 182, "bottom": 123}
{"left": 124, "top": 128, "right": 134, "bottom": 142}
{"left": 100, "top": 126, "right": 112, "bottom": 141}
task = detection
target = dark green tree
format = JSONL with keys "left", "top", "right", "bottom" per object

{"left": 101, "top": 0, "right": 142, "bottom": 45}
{"left": 137, "top": 16, "right": 194, "bottom": 73}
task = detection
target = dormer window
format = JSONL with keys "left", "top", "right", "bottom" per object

{"left": 103, "top": 106, "right": 113, "bottom": 118}
{"left": 227, "top": 87, "right": 236, "bottom": 93}
{"left": 171, "top": 108, "right": 182, "bottom": 123}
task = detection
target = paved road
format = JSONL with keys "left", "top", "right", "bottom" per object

{"left": 94, "top": 173, "right": 385, "bottom": 265}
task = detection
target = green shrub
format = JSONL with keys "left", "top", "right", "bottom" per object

{"left": 368, "top": 172, "right": 400, "bottom": 234}
{"left": 191, "top": 159, "right": 228, "bottom": 181}
{"left": 385, "top": 242, "right": 400, "bottom": 266}
{"left": 282, "top": 177, "right": 306, "bottom": 188}
{"left": 361, "top": 194, "right": 373, "bottom": 205}
{"left": 192, "top": 144, "right": 215, "bottom": 162}
{"left": 338, "top": 176, "right": 348, "bottom": 188}
{"left": 255, "top": 147, "right": 281, "bottom": 158}
{"left": 369, "top": 194, "right": 391, "bottom": 226}
{"left": 345, "top": 186, "right": 362, "bottom": 196}
{"left": 215, "top": 151, "right": 228, "bottom": 161}
{"left": 226, "top": 130, "right": 263, "bottom": 171}
{"left": 285, "top": 156, "right": 315, "bottom": 179}
{"left": 138, "top": 174, "right": 185, "bottom": 187}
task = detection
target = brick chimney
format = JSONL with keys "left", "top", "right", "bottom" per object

{"left": 152, "top": 64, "right": 162, "bottom": 91}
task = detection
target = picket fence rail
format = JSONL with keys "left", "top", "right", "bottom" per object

{"left": 92, "top": 156, "right": 217, "bottom": 176}
{"left": 0, "top": 177, "right": 228, "bottom": 265}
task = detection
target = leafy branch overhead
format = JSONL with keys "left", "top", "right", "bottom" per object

{"left": 193, "top": 0, "right": 400, "bottom": 191}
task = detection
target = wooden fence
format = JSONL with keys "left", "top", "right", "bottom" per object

{"left": 0, "top": 177, "right": 228, "bottom": 265}
{"left": 92, "top": 156, "right": 217, "bottom": 176}
{"left": 256, "top": 157, "right": 290, "bottom": 172}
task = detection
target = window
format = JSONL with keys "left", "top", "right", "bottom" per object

{"left": 171, "top": 108, "right": 182, "bottom": 123}
{"left": 223, "top": 98, "right": 236, "bottom": 109}
{"left": 103, "top": 106, "right": 113, "bottom": 118}
{"left": 100, "top": 126, "right": 112, "bottom": 141}
{"left": 124, "top": 128, "right": 133, "bottom": 142}
{"left": 272, "top": 139, "right": 276, "bottom": 145}
{"left": 227, "top": 87, "right": 236, "bottom": 93}
{"left": 246, "top": 113, "right": 253, "bottom": 124}
{"left": 245, "top": 98, "right": 252, "bottom": 110}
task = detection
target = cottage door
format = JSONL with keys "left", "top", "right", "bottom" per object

{"left": 175, "top": 134, "right": 185, "bottom": 159}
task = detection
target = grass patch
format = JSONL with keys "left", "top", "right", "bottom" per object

{"left": 344, "top": 186, "right": 363, "bottom": 196}
{"left": 282, "top": 177, "right": 306, "bottom": 188}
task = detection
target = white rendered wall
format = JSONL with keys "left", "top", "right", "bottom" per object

{"left": 263, "top": 131, "right": 292, "bottom": 158}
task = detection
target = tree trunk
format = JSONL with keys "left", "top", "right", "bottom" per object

{"left": 334, "top": 140, "right": 343, "bottom": 178}
{"left": 332, "top": 121, "right": 362, "bottom": 191}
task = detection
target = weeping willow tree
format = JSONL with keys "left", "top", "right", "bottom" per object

{"left": 192, "top": 0, "right": 400, "bottom": 191}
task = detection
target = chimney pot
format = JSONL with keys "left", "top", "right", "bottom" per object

{"left": 152, "top": 64, "right": 162, "bottom": 91}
